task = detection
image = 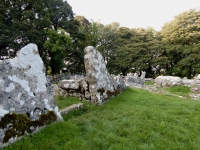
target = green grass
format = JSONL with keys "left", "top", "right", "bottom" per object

{"left": 3, "top": 88, "right": 200, "bottom": 150}
{"left": 55, "top": 96, "right": 82, "bottom": 110}
{"left": 145, "top": 81, "right": 155, "bottom": 86}
{"left": 163, "top": 86, "right": 191, "bottom": 97}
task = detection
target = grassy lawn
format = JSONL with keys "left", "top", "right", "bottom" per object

{"left": 55, "top": 95, "right": 82, "bottom": 110}
{"left": 144, "top": 81, "right": 155, "bottom": 86}
{"left": 3, "top": 88, "right": 200, "bottom": 150}
{"left": 163, "top": 86, "right": 191, "bottom": 97}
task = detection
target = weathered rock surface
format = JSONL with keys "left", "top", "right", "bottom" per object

{"left": 196, "top": 74, "right": 200, "bottom": 80}
{"left": 125, "top": 71, "right": 146, "bottom": 85}
{"left": 84, "top": 46, "right": 126, "bottom": 104}
{"left": 58, "top": 78, "right": 88, "bottom": 98}
{"left": 155, "top": 76, "right": 183, "bottom": 87}
{"left": 114, "top": 75, "right": 127, "bottom": 91}
{"left": 0, "top": 44, "right": 62, "bottom": 144}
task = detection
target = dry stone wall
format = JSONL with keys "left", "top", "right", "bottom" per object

{"left": 0, "top": 44, "right": 62, "bottom": 145}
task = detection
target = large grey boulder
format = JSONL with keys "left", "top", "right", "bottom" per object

{"left": 84, "top": 46, "right": 126, "bottom": 105}
{"left": 155, "top": 76, "right": 183, "bottom": 87}
{"left": 0, "top": 44, "right": 62, "bottom": 144}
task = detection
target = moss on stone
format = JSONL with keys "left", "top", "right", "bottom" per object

{"left": 106, "top": 87, "right": 121, "bottom": 98}
{"left": 0, "top": 111, "right": 57, "bottom": 143}
{"left": 0, "top": 113, "right": 31, "bottom": 143}
{"left": 97, "top": 88, "right": 105, "bottom": 95}
{"left": 39, "top": 111, "right": 57, "bottom": 125}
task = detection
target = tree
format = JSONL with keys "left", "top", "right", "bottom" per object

{"left": 44, "top": 28, "right": 72, "bottom": 74}
{"left": 161, "top": 9, "right": 200, "bottom": 45}
{"left": 0, "top": 0, "right": 50, "bottom": 59}
{"left": 97, "top": 22, "right": 120, "bottom": 64}
{"left": 0, "top": 0, "right": 77, "bottom": 72}
{"left": 161, "top": 9, "right": 200, "bottom": 78}
{"left": 75, "top": 15, "right": 90, "bottom": 32}
{"left": 107, "top": 27, "right": 167, "bottom": 77}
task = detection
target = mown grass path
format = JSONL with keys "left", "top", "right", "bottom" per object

{"left": 4, "top": 88, "right": 200, "bottom": 150}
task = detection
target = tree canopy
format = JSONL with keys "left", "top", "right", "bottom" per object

{"left": 161, "top": 9, "right": 200, "bottom": 78}
{"left": 1, "top": 1, "right": 200, "bottom": 78}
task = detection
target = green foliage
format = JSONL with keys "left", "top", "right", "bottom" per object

{"left": 0, "top": 0, "right": 82, "bottom": 74}
{"left": 4, "top": 88, "right": 200, "bottom": 149}
{"left": 0, "top": 0, "right": 50, "bottom": 59}
{"left": 44, "top": 28, "right": 72, "bottom": 74}
{"left": 97, "top": 22, "right": 120, "bottom": 64}
{"left": 108, "top": 27, "right": 167, "bottom": 77}
{"left": 161, "top": 9, "right": 200, "bottom": 45}
{"left": 160, "top": 9, "right": 200, "bottom": 78}
{"left": 1, "top": 1, "right": 200, "bottom": 77}
{"left": 0, "top": 111, "right": 57, "bottom": 143}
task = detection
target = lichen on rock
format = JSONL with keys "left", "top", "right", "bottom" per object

{"left": 0, "top": 43, "right": 62, "bottom": 145}
{"left": 84, "top": 46, "right": 126, "bottom": 105}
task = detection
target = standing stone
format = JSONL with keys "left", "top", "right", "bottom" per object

{"left": 125, "top": 71, "right": 146, "bottom": 85}
{"left": 84, "top": 46, "right": 126, "bottom": 105}
{"left": 139, "top": 71, "right": 146, "bottom": 85}
{"left": 114, "top": 75, "right": 127, "bottom": 91}
{"left": 0, "top": 43, "right": 62, "bottom": 120}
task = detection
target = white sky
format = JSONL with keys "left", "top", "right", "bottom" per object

{"left": 66, "top": 0, "right": 200, "bottom": 31}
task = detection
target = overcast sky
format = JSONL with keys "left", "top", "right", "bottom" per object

{"left": 67, "top": 0, "right": 200, "bottom": 31}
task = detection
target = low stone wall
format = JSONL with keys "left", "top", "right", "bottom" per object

{"left": 47, "top": 73, "right": 84, "bottom": 83}
{"left": 155, "top": 76, "right": 200, "bottom": 87}
{"left": 56, "top": 75, "right": 126, "bottom": 104}
{"left": 125, "top": 71, "right": 146, "bottom": 85}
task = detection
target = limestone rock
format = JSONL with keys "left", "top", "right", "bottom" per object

{"left": 52, "top": 84, "right": 63, "bottom": 96}
{"left": 155, "top": 76, "right": 183, "bottom": 87}
{"left": 139, "top": 71, "right": 146, "bottom": 84}
{"left": 0, "top": 43, "right": 63, "bottom": 144}
{"left": 0, "top": 44, "right": 62, "bottom": 120}
{"left": 114, "top": 75, "right": 127, "bottom": 91}
{"left": 126, "top": 73, "right": 139, "bottom": 84}
{"left": 125, "top": 71, "right": 146, "bottom": 85}
{"left": 58, "top": 79, "right": 79, "bottom": 90}
{"left": 84, "top": 46, "right": 126, "bottom": 105}
{"left": 196, "top": 74, "right": 200, "bottom": 80}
